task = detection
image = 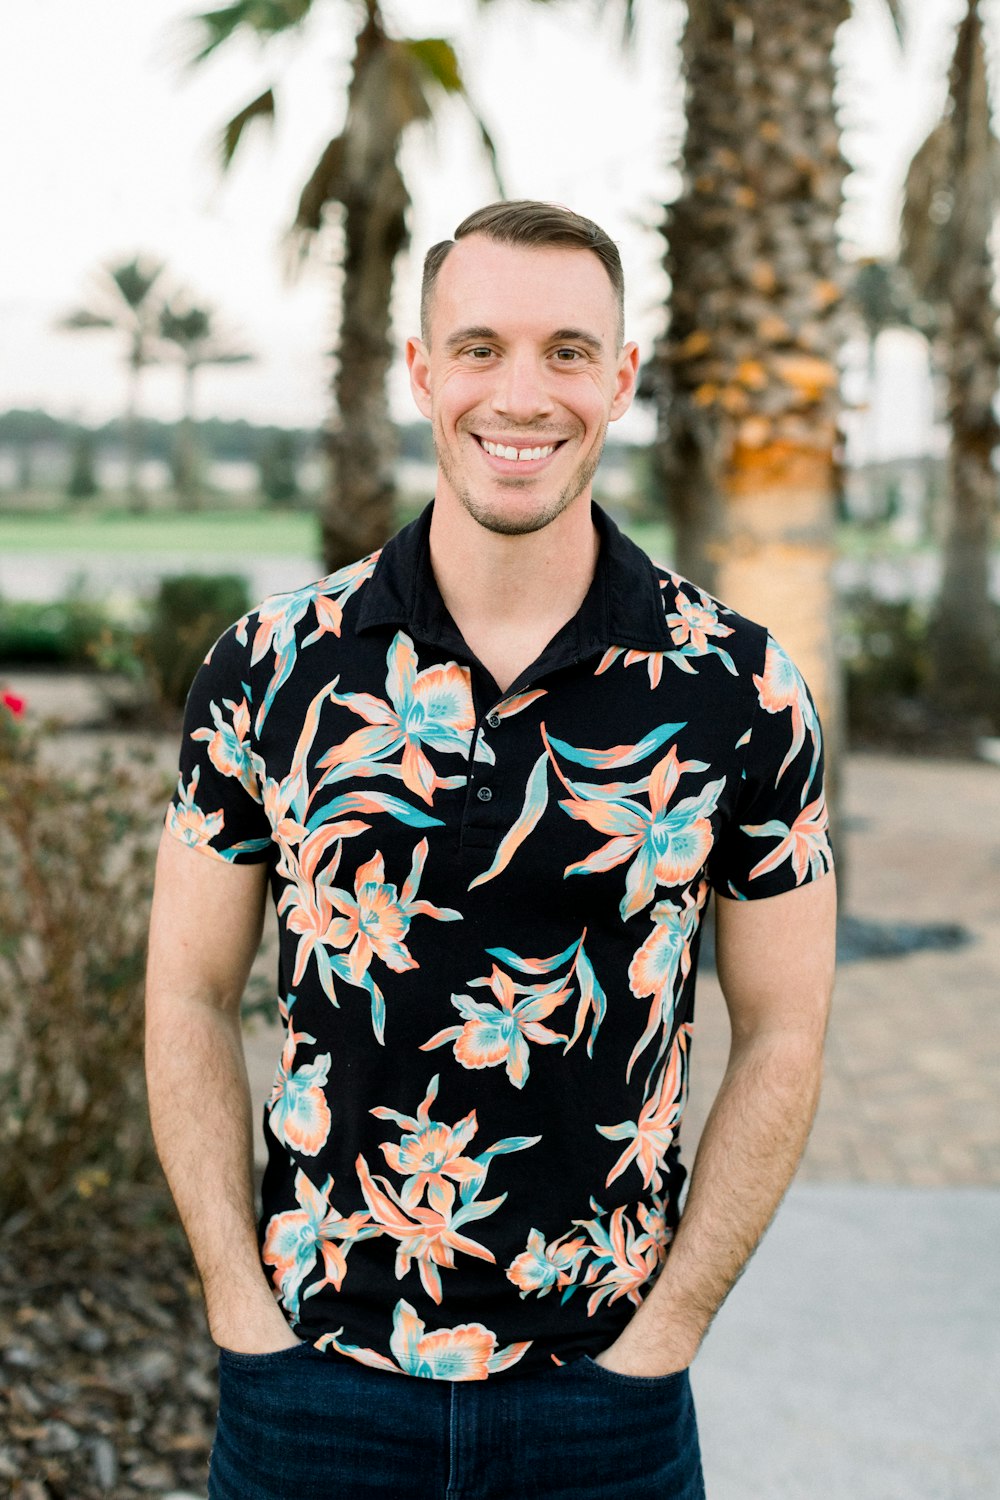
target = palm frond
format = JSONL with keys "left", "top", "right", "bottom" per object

{"left": 203, "top": 350, "right": 255, "bottom": 366}
{"left": 294, "top": 135, "right": 347, "bottom": 233}
{"left": 402, "top": 36, "right": 504, "bottom": 194}
{"left": 620, "top": 0, "right": 638, "bottom": 46}
{"left": 160, "top": 304, "right": 213, "bottom": 345}
{"left": 189, "top": 0, "right": 313, "bottom": 64}
{"left": 403, "top": 37, "right": 462, "bottom": 94}
{"left": 58, "top": 310, "right": 115, "bottom": 332}
{"left": 110, "top": 257, "right": 167, "bottom": 312}
{"left": 900, "top": 119, "right": 952, "bottom": 301}
{"left": 220, "top": 88, "right": 276, "bottom": 169}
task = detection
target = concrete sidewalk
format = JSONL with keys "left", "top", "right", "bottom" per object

{"left": 693, "top": 1185, "right": 999, "bottom": 1500}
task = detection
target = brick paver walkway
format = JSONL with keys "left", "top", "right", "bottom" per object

{"left": 684, "top": 753, "right": 1000, "bottom": 1185}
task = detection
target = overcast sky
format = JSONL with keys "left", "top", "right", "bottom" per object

{"left": 0, "top": 0, "right": 967, "bottom": 434}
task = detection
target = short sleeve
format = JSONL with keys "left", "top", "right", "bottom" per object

{"left": 709, "top": 633, "right": 834, "bottom": 901}
{"left": 164, "top": 620, "right": 273, "bottom": 864}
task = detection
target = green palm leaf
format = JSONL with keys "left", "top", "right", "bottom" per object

{"left": 190, "top": 0, "right": 314, "bottom": 63}
{"left": 402, "top": 37, "right": 504, "bottom": 194}
{"left": 220, "top": 87, "right": 276, "bottom": 168}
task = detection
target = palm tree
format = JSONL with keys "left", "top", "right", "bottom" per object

{"left": 900, "top": 0, "right": 1000, "bottom": 727}
{"left": 159, "top": 300, "right": 254, "bottom": 508}
{"left": 59, "top": 256, "right": 166, "bottom": 510}
{"left": 646, "top": 0, "right": 904, "bottom": 799}
{"left": 190, "top": 0, "right": 502, "bottom": 571}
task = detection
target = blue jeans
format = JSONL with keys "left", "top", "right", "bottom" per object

{"left": 209, "top": 1342, "right": 705, "bottom": 1499}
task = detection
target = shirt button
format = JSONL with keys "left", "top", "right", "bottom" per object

{"left": 476, "top": 786, "right": 493, "bottom": 803}
{"left": 486, "top": 713, "right": 501, "bottom": 729}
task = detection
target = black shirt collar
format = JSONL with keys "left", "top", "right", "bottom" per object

{"left": 356, "top": 501, "right": 672, "bottom": 667}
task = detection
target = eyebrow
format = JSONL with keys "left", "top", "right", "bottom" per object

{"left": 442, "top": 325, "right": 605, "bottom": 354}
{"left": 443, "top": 326, "right": 499, "bottom": 353}
{"left": 549, "top": 328, "right": 604, "bottom": 353}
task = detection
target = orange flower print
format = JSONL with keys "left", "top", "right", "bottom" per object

{"left": 597, "top": 1024, "right": 691, "bottom": 1192}
{"left": 595, "top": 645, "right": 666, "bottom": 688}
{"left": 547, "top": 730, "right": 724, "bottom": 920}
{"left": 745, "top": 788, "right": 832, "bottom": 886}
{"left": 422, "top": 934, "right": 607, "bottom": 1080}
{"left": 315, "top": 632, "right": 478, "bottom": 806}
{"left": 663, "top": 589, "right": 736, "bottom": 675}
{"left": 358, "top": 1075, "right": 539, "bottom": 1302}
{"left": 626, "top": 883, "right": 706, "bottom": 1087}
{"left": 595, "top": 582, "right": 735, "bottom": 685}
{"left": 320, "top": 1299, "right": 530, "bottom": 1380}
{"left": 753, "top": 636, "right": 821, "bottom": 785}
{"left": 324, "top": 840, "right": 461, "bottom": 1042}
{"left": 355, "top": 1153, "right": 502, "bottom": 1305}
{"left": 262, "top": 1168, "right": 375, "bottom": 1321}
{"left": 267, "top": 1013, "right": 332, "bottom": 1157}
{"left": 372, "top": 1073, "right": 482, "bottom": 1209}
{"left": 507, "top": 1228, "right": 588, "bottom": 1299}
{"left": 242, "top": 553, "right": 379, "bottom": 733}
{"left": 421, "top": 963, "right": 570, "bottom": 1089}
{"left": 190, "top": 695, "right": 259, "bottom": 800}
{"left": 166, "top": 767, "right": 224, "bottom": 850}
{"left": 278, "top": 833, "right": 347, "bottom": 992}
{"left": 510, "top": 1201, "right": 671, "bottom": 1315}
{"left": 577, "top": 1202, "right": 666, "bottom": 1316}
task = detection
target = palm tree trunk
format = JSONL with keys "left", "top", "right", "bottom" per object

{"left": 930, "top": 2, "right": 1000, "bottom": 723}
{"left": 321, "top": 9, "right": 408, "bottom": 574}
{"left": 652, "top": 0, "right": 849, "bottom": 807}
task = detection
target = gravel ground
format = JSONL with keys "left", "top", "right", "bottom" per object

{"left": 0, "top": 1186, "right": 215, "bottom": 1500}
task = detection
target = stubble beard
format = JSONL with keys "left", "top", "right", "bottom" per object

{"left": 434, "top": 425, "right": 607, "bottom": 537}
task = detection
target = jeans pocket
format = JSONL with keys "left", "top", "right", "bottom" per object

{"left": 579, "top": 1355, "right": 689, "bottom": 1391}
{"left": 217, "top": 1341, "right": 313, "bottom": 1369}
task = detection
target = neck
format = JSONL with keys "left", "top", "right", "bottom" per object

{"left": 427, "top": 489, "right": 600, "bottom": 692}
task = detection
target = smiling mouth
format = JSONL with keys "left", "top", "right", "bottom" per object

{"left": 474, "top": 436, "right": 565, "bottom": 462}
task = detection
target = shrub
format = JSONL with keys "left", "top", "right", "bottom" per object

{"left": 140, "top": 573, "right": 250, "bottom": 713}
{"left": 0, "top": 707, "right": 168, "bottom": 1220}
{"left": 840, "top": 589, "right": 1000, "bottom": 746}
{"left": 0, "top": 594, "right": 123, "bottom": 668}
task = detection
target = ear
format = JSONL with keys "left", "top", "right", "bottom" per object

{"left": 609, "top": 341, "right": 640, "bottom": 422}
{"left": 406, "top": 337, "right": 433, "bottom": 420}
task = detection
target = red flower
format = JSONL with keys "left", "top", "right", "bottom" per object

{"left": 1, "top": 690, "right": 26, "bottom": 718}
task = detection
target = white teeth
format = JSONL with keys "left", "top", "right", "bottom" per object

{"left": 481, "top": 439, "right": 557, "bottom": 461}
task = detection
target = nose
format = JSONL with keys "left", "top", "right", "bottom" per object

{"left": 490, "top": 350, "right": 555, "bottom": 423}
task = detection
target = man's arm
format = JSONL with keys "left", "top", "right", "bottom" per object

{"left": 595, "top": 870, "right": 837, "bottom": 1377}
{"left": 145, "top": 831, "right": 299, "bottom": 1353}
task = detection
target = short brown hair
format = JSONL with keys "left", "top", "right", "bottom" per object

{"left": 420, "top": 200, "right": 625, "bottom": 346}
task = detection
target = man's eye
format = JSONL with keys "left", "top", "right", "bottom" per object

{"left": 466, "top": 346, "right": 494, "bottom": 360}
{"left": 554, "top": 347, "right": 583, "bottom": 362}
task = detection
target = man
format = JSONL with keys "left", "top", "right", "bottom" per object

{"left": 146, "top": 201, "right": 835, "bottom": 1499}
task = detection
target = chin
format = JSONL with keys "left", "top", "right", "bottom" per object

{"left": 458, "top": 489, "right": 579, "bottom": 537}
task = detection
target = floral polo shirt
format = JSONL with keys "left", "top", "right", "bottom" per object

{"left": 166, "top": 501, "right": 833, "bottom": 1382}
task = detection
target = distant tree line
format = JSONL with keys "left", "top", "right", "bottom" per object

{"left": 0, "top": 409, "right": 437, "bottom": 503}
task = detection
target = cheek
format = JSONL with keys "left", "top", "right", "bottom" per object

{"left": 435, "top": 384, "right": 483, "bottom": 434}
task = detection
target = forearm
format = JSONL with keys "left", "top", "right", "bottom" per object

{"left": 145, "top": 993, "right": 283, "bottom": 1343}
{"left": 602, "top": 1025, "right": 824, "bottom": 1374}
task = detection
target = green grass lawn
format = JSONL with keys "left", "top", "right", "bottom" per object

{"left": 0, "top": 508, "right": 322, "bottom": 557}
{"left": 0, "top": 503, "right": 674, "bottom": 564}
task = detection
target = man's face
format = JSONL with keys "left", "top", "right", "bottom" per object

{"left": 407, "top": 236, "right": 639, "bottom": 537}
